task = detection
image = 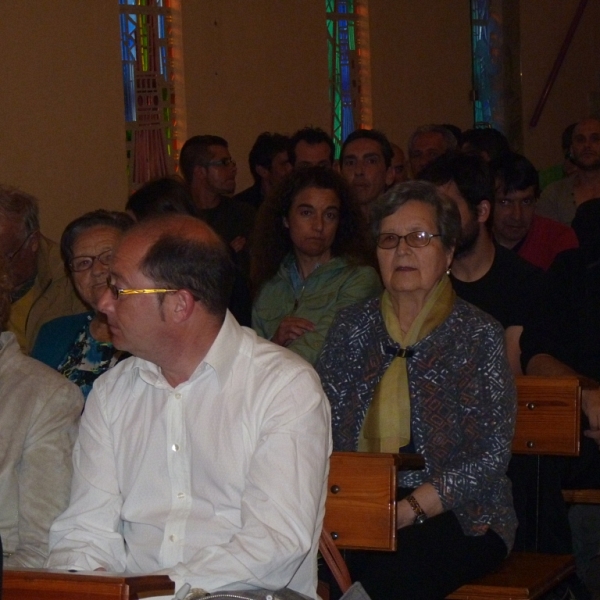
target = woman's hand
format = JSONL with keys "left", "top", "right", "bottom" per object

{"left": 397, "top": 483, "right": 443, "bottom": 529}
{"left": 272, "top": 316, "right": 315, "bottom": 347}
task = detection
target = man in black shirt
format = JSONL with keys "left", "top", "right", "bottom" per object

{"left": 234, "top": 132, "right": 292, "bottom": 210}
{"left": 179, "top": 135, "right": 256, "bottom": 278}
{"left": 521, "top": 199, "right": 600, "bottom": 586}
{"left": 420, "top": 154, "right": 567, "bottom": 557}
{"left": 420, "top": 153, "right": 543, "bottom": 375}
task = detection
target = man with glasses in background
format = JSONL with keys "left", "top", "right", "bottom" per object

{"left": 179, "top": 135, "right": 256, "bottom": 278}
{"left": 0, "top": 185, "right": 83, "bottom": 352}
{"left": 46, "top": 214, "right": 331, "bottom": 598}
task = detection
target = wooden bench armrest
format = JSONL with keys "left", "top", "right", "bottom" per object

{"left": 324, "top": 452, "right": 424, "bottom": 552}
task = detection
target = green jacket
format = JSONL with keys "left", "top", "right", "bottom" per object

{"left": 252, "top": 255, "right": 381, "bottom": 364}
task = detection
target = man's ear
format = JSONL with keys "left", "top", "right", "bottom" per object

{"left": 256, "top": 165, "right": 269, "bottom": 181}
{"left": 477, "top": 200, "right": 492, "bottom": 224}
{"left": 193, "top": 164, "right": 207, "bottom": 183}
{"left": 169, "top": 289, "right": 197, "bottom": 323}
{"left": 385, "top": 165, "right": 395, "bottom": 187}
{"left": 29, "top": 230, "right": 40, "bottom": 254}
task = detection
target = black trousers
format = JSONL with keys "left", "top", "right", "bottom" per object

{"left": 508, "top": 454, "right": 573, "bottom": 554}
{"left": 344, "top": 510, "right": 507, "bottom": 600}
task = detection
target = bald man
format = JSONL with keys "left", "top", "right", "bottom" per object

{"left": 538, "top": 117, "right": 600, "bottom": 224}
{"left": 46, "top": 215, "right": 331, "bottom": 597}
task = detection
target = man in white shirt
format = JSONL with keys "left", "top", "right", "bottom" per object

{"left": 46, "top": 215, "right": 332, "bottom": 597}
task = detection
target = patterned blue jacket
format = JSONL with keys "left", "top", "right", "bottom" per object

{"left": 316, "top": 296, "right": 517, "bottom": 551}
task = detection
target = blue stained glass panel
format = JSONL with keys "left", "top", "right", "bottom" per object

{"left": 326, "top": 0, "right": 361, "bottom": 157}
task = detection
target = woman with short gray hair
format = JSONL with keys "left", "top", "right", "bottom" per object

{"left": 317, "top": 180, "right": 517, "bottom": 599}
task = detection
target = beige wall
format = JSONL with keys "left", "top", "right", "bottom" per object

{"left": 181, "top": 0, "right": 330, "bottom": 191}
{"left": 1, "top": 0, "right": 599, "bottom": 239}
{"left": 369, "top": 0, "right": 473, "bottom": 152}
{"left": 0, "top": 1, "right": 127, "bottom": 241}
{"left": 521, "top": 0, "right": 600, "bottom": 169}
{"left": 369, "top": 0, "right": 600, "bottom": 171}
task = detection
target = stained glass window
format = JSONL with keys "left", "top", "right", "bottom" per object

{"left": 325, "top": 0, "right": 372, "bottom": 157}
{"left": 119, "top": 0, "right": 183, "bottom": 189}
{"left": 470, "top": 0, "right": 522, "bottom": 148}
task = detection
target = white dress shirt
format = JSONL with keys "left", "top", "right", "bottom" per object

{"left": 46, "top": 312, "right": 332, "bottom": 597}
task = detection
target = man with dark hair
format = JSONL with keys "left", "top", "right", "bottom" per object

{"left": 521, "top": 198, "right": 600, "bottom": 586}
{"left": 289, "top": 126, "right": 335, "bottom": 168}
{"left": 407, "top": 124, "right": 457, "bottom": 178}
{"left": 46, "top": 215, "right": 331, "bottom": 597}
{"left": 490, "top": 152, "right": 578, "bottom": 270}
{"left": 390, "top": 143, "right": 409, "bottom": 185}
{"left": 420, "top": 152, "right": 542, "bottom": 376}
{"left": 179, "top": 135, "right": 255, "bottom": 275}
{"left": 339, "top": 129, "right": 394, "bottom": 218}
{"left": 0, "top": 185, "right": 84, "bottom": 352}
{"left": 421, "top": 153, "right": 569, "bottom": 558}
{"left": 234, "top": 132, "right": 292, "bottom": 209}
{"left": 461, "top": 127, "right": 511, "bottom": 163}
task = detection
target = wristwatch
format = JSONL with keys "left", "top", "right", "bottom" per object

{"left": 406, "top": 494, "right": 428, "bottom": 525}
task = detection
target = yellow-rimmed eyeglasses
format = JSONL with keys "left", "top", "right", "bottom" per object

{"left": 106, "top": 279, "right": 177, "bottom": 300}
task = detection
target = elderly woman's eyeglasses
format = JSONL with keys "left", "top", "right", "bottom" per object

{"left": 70, "top": 249, "right": 113, "bottom": 272}
{"left": 106, "top": 278, "right": 178, "bottom": 300}
{"left": 377, "top": 231, "right": 442, "bottom": 250}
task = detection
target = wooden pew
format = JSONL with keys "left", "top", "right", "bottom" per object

{"left": 324, "top": 451, "right": 424, "bottom": 551}
{"left": 2, "top": 569, "right": 174, "bottom": 600}
{"left": 446, "top": 375, "right": 581, "bottom": 599}
{"left": 320, "top": 377, "right": 581, "bottom": 600}
{"left": 319, "top": 452, "right": 424, "bottom": 598}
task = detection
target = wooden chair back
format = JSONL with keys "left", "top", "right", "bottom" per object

{"left": 447, "top": 375, "right": 582, "bottom": 599}
{"left": 512, "top": 375, "right": 581, "bottom": 456}
{"left": 323, "top": 451, "right": 423, "bottom": 551}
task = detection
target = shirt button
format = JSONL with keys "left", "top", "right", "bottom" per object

{"left": 169, "top": 534, "right": 176, "bottom": 542}
{"left": 175, "top": 393, "right": 182, "bottom": 399}
{"left": 178, "top": 492, "right": 185, "bottom": 499}
{"left": 172, "top": 444, "right": 180, "bottom": 452}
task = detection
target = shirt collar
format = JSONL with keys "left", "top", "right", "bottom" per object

{"left": 201, "top": 310, "right": 242, "bottom": 390}
{"left": 136, "top": 310, "right": 242, "bottom": 392}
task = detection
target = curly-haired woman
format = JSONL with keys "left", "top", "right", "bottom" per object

{"left": 251, "top": 166, "right": 381, "bottom": 364}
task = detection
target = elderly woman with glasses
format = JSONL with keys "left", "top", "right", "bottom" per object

{"left": 31, "top": 210, "right": 134, "bottom": 401}
{"left": 316, "top": 181, "right": 517, "bottom": 600}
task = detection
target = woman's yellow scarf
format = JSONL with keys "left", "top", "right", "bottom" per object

{"left": 358, "top": 275, "right": 456, "bottom": 452}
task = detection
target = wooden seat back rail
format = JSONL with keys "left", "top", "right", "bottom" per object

{"left": 447, "top": 375, "right": 582, "bottom": 599}
{"left": 322, "top": 376, "right": 582, "bottom": 600}
{"left": 2, "top": 569, "right": 175, "bottom": 600}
